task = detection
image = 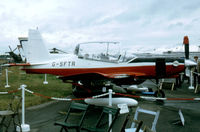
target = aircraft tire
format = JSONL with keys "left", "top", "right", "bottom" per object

{"left": 154, "top": 90, "right": 165, "bottom": 104}
{"left": 154, "top": 90, "right": 165, "bottom": 98}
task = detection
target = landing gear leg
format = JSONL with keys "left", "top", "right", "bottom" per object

{"left": 156, "top": 78, "right": 159, "bottom": 84}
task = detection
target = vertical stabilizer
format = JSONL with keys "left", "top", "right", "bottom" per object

{"left": 27, "top": 29, "right": 50, "bottom": 63}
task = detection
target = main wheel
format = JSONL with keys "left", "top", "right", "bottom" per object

{"left": 154, "top": 90, "right": 165, "bottom": 98}
{"left": 154, "top": 90, "right": 165, "bottom": 104}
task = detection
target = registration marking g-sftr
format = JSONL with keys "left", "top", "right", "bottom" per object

{"left": 52, "top": 61, "right": 75, "bottom": 67}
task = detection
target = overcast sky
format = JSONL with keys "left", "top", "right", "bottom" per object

{"left": 0, "top": 0, "right": 200, "bottom": 54}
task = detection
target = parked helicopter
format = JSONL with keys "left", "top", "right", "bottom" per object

{"left": 6, "top": 29, "right": 196, "bottom": 97}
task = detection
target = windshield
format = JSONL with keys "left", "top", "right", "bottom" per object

{"left": 74, "top": 42, "right": 137, "bottom": 63}
{"left": 118, "top": 52, "right": 137, "bottom": 63}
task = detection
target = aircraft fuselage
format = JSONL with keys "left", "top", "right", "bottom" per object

{"left": 22, "top": 55, "right": 185, "bottom": 80}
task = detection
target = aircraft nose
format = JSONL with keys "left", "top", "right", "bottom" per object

{"left": 185, "top": 59, "right": 197, "bottom": 66}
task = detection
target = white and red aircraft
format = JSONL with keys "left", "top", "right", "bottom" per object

{"left": 6, "top": 29, "right": 196, "bottom": 96}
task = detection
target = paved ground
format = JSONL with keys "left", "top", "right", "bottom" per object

{"left": 5, "top": 80, "right": 200, "bottom": 132}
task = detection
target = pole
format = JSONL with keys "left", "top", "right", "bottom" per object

{"left": 16, "top": 85, "right": 30, "bottom": 132}
{"left": 0, "top": 66, "right": 2, "bottom": 84}
{"left": 109, "top": 89, "right": 112, "bottom": 132}
{"left": 43, "top": 74, "right": 48, "bottom": 84}
{"left": 5, "top": 68, "right": 10, "bottom": 88}
{"left": 22, "top": 85, "right": 25, "bottom": 125}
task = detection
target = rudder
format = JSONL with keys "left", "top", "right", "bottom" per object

{"left": 26, "top": 29, "right": 50, "bottom": 63}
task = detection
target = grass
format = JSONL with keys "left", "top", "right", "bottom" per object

{"left": 0, "top": 65, "right": 72, "bottom": 110}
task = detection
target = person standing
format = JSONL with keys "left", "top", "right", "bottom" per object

{"left": 194, "top": 56, "right": 200, "bottom": 86}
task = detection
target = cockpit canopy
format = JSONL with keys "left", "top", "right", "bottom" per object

{"left": 74, "top": 42, "right": 137, "bottom": 63}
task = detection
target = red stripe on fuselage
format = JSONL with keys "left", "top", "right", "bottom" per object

{"left": 23, "top": 65, "right": 185, "bottom": 78}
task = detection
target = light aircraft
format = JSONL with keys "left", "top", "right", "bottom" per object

{"left": 6, "top": 45, "right": 23, "bottom": 63}
{"left": 6, "top": 29, "right": 196, "bottom": 97}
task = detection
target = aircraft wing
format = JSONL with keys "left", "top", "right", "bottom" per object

{"left": 103, "top": 72, "right": 147, "bottom": 79}
{"left": 59, "top": 73, "right": 106, "bottom": 81}
{"left": 59, "top": 72, "right": 147, "bottom": 81}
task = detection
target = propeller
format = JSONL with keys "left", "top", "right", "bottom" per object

{"left": 9, "top": 45, "right": 17, "bottom": 52}
{"left": 183, "top": 36, "right": 189, "bottom": 59}
{"left": 183, "top": 36, "right": 197, "bottom": 66}
{"left": 6, "top": 45, "right": 23, "bottom": 63}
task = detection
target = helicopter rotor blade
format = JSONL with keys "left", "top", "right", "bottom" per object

{"left": 13, "top": 47, "right": 17, "bottom": 52}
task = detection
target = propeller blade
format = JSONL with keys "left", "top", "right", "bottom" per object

{"left": 9, "top": 45, "right": 12, "bottom": 51}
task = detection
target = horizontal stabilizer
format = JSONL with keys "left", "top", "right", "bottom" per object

{"left": 2, "top": 63, "right": 31, "bottom": 67}
{"left": 2, "top": 62, "right": 49, "bottom": 67}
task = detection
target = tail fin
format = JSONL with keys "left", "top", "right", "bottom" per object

{"left": 26, "top": 29, "right": 50, "bottom": 63}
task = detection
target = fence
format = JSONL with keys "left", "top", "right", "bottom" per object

{"left": 1, "top": 84, "right": 200, "bottom": 131}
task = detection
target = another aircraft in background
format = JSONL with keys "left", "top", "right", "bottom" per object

{"left": 6, "top": 45, "right": 23, "bottom": 63}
